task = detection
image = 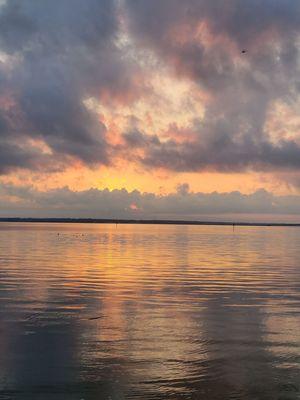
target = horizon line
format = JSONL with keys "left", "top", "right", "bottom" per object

{"left": 1, "top": 217, "right": 300, "bottom": 227}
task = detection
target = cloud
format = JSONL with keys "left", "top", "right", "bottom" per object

{"left": 121, "top": 124, "right": 300, "bottom": 173}
{"left": 123, "top": 129, "right": 160, "bottom": 148}
{"left": 138, "top": 129, "right": 300, "bottom": 173}
{"left": 124, "top": 0, "right": 300, "bottom": 173}
{"left": 0, "top": 0, "right": 143, "bottom": 173}
{"left": 1, "top": 183, "right": 300, "bottom": 220}
{"left": 125, "top": 0, "right": 300, "bottom": 48}
{"left": 0, "top": 0, "right": 299, "bottom": 180}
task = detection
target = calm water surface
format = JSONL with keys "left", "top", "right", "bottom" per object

{"left": 0, "top": 223, "right": 300, "bottom": 399}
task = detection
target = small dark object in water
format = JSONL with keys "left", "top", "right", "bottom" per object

{"left": 25, "top": 313, "right": 42, "bottom": 321}
{"left": 241, "top": 49, "right": 247, "bottom": 54}
{"left": 279, "top": 383, "right": 299, "bottom": 392}
{"left": 88, "top": 316, "right": 104, "bottom": 321}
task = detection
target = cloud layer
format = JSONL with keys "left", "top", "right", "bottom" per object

{"left": 2, "top": 183, "right": 300, "bottom": 221}
{"left": 124, "top": 0, "right": 300, "bottom": 172}
{"left": 0, "top": 0, "right": 299, "bottom": 211}
{"left": 0, "top": 0, "right": 141, "bottom": 173}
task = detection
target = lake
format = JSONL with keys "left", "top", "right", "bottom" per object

{"left": 0, "top": 223, "right": 299, "bottom": 399}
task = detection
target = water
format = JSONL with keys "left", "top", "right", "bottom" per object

{"left": 0, "top": 223, "right": 300, "bottom": 400}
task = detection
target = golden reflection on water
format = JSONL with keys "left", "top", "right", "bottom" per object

{"left": 0, "top": 223, "right": 300, "bottom": 399}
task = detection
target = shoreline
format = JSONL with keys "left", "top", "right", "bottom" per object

{"left": 1, "top": 218, "right": 300, "bottom": 227}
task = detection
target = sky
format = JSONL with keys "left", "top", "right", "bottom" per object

{"left": 0, "top": 0, "right": 299, "bottom": 220}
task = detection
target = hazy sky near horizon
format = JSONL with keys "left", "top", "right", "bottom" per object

{"left": 0, "top": 0, "right": 300, "bottom": 219}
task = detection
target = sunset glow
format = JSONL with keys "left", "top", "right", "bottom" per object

{"left": 0, "top": 0, "right": 299, "bottom": 220}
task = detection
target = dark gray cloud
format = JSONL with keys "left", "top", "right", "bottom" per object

{"left": 123, "top": 130, "right": 160, "bottom": 148}
{"left": 122, "top": 125, "right": 300, "bottom": 173}
{"left": 129, "top": 127, "right": 300, "bottom": 173}
{"left": 125, "top": 0, "right": 300, "bottom": 173}
{"left": 1, "top": 183, "right": 300, "bottom": 220}
{"left": 0, "top": 0, "right": 141, "bottom": 173}
{"left": 125, "top": 0, "right": 300, "bottom": 53}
